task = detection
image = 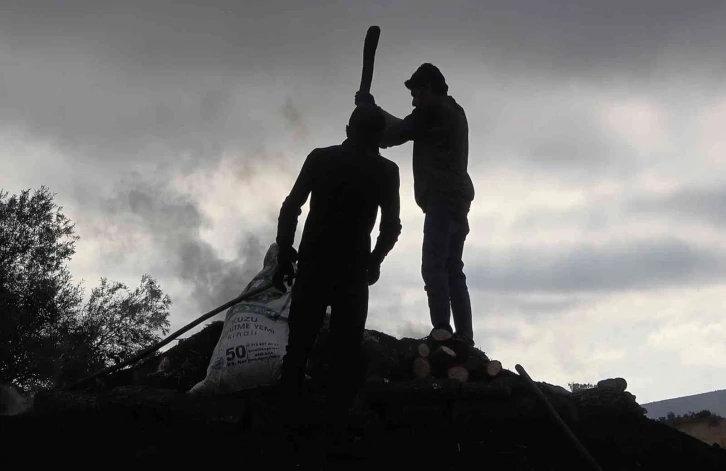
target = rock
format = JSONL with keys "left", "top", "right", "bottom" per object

{"left": 597, "top": 377, "right": 627, "bottom": 392}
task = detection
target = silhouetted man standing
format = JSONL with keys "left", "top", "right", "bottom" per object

{"left": 274, "top": 106, "right": 401, "bottom": 412}
{"left": 356, "top": 63, "right": 475, "bottom": 345}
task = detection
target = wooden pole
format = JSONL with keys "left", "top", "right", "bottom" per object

{"left": 515, "top": 364, "right": 603, "bottom": 471}
{"left": 63, "top": 281, "right": 273, "bottom": 391}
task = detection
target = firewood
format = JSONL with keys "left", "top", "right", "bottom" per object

{"left": 430, "top": 328, "right": 453, "bottom": 342}
{"left": 597, "top": 377, "right": 627, "bottom": 392}
{"left": 413, "top": 357, "right": 431, "bottom": 379}
{"left": 486, "top": 360, "right": 502, "bottom": 378}
{"left": 156, "top": 357, "right": 170, "bottom": 373}
{"left": 462, "top": 353, "right": 489, "bottom": 380}
{"left": 430, "top": 345, "right": 457, "bottom": 370}
{"left": 417, "top": 343, "right": 431, "bottom": 358}
{"left": 447, "top": 365, "right": 470, "bottom": 383}
{"left": 401, "top": 342, "right": 419, "bottom": 365}
{"left": 448, "top": 337, "right": 472, "bottom": 361}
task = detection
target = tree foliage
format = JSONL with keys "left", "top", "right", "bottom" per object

{"left": 657, "top": 410, "right": 723, "bottom": 427}
{"left": 568, "top": 382, "right": 595, "bottom": 392}
{"left": 1, "top": 187, "right": 171, "bottom": 390}
{"left": 67, "top": 276, "right": 171, "bottom": 370}
{"left": 0, "top": 187, "right": 82, "bottom": 389}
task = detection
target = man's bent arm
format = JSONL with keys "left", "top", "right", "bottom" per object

{"left": 378, "top": 106, "right": 424, "bottom": 149}
{"left": 276, "top": 152, "right": 315, "bottom": 252}
{"left": 370, "top": 165, "right": 402, "bottom": 265}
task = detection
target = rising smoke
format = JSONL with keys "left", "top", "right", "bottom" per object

{"left": 101, "top": 174, "right": 270, "bottom": 313}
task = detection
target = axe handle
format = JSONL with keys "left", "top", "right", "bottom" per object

{"left": 359, "top": 26, "right": 381, "bottom": 94}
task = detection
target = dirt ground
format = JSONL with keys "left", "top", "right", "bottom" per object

{"left": 3, "top": 322, "right": 726, "bottom": 470}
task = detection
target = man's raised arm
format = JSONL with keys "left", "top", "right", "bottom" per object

{"left": 355, "top": 92, "right": 413, "bottom": 150}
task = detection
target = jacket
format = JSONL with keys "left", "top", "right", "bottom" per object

{"left": 380, "top": 95, "right": 474, "bottom": 211}
{"left": 276, "top": 139, "right": 402, "bottom": 281}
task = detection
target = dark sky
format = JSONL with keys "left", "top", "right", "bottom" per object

{"left": 2, "top": 0, "right": 726, "bottom": 403}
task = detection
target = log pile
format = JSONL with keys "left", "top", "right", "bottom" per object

{"left": 101, "top": 321, "right": 505, "bottom": 389}
{"left": 405, "top": 332, "right": 502, "bottom": 383}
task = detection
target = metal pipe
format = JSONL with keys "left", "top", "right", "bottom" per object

{"left": 63, "top": 281, "right": 273, "bottom": 391}
{"left": 515, "top": 364, "right": 603, "bottom": 471}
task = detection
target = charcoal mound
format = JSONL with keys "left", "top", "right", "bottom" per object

{"left": 3, "top": 322, "right": 725, "bottom": 470}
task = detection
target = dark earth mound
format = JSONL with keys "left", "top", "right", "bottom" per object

{"left": 3, "top": 321, "right": 725, "bottom": 470}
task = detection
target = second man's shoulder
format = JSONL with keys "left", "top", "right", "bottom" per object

{"left": 307, "top": 145, "right": 339, "bottom": 158}
{"left": 374, "top": 153, "right": 400, "bottom": 173}
{"left": 301, "top": 145, "right": 340, "bottom": 168}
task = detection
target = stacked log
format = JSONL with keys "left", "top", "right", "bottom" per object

{"left": 413, "top": 357, "right": 431, "bottom": 379}
{"left": 430, "top": 345, "right": 457, "bottom": 372}
{"left": 409, "top": 334, "right": 502, "bottom": 383}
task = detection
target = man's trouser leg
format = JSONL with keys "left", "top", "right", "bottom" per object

{"left": 448, "top": 209, "right": 473, "bottom": 340}
{"left": 422, "top": 204, "right": 455, "bottom": 332}
{"left": 280, "top": 277, "right": 327, "bottom": 404}
{"left": 327, "top": 282, "right": 369, "bottom": 412}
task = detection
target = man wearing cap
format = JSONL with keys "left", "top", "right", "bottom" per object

{"left": 355, "top": 63, "right": 475, "bottom": 345}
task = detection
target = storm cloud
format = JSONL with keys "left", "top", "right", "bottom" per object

{"left": 468, "top": 238, "right": 726, "bottom": 293}
{"left": 2, "top": 0, "right": 726, "bottom": 403}
{"left": 98, "top": 173, "right": 269, "bottom": 311}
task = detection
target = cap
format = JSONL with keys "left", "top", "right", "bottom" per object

{"left": 404, "top": 63, "right": 447, "bottom": 90}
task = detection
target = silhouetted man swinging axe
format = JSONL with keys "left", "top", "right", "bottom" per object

{"left": 273, "top": 105, "right": 401, "bottom": 414}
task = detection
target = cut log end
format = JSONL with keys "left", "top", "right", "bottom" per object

{"left": 430, "top": 328, "right": 453, "bottom": 343}
{"left": 157, "top": 357, "right": 171, "bottom": 373}
{"left": 434, "top": 345, "right": 456, "bottom": 357}
{"left": 430, "top": 346, "right": 457, "bottom": 374}
{"left": 597, "top": 377, "right": 627, "bottom": 392}
{"left": 417, "top": 343, "right": 431, "bottom": 358}
{"left": 448, "top": 365, "right": 470, "bottom": 383}
{"left": 486, "top": 360, "right": 502, "bottom": 378}
{"left": 413, "top": 357, "right": 432, "bottom": 379}
{"left": 430, "top": 345, "right": 456, "bottom": 365}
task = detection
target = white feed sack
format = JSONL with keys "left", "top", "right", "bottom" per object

{"left": 190, "top": 243, "right": 294, "bottom": 394}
